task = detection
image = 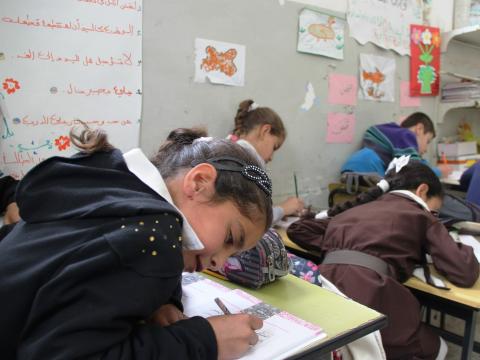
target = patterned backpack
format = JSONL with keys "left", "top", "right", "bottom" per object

{"left": 221, "top": 228, "right": 291, "bottom": 288}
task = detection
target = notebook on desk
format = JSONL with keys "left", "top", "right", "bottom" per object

{"left": 182, "top": 272, "right": 327, "bottom": 360}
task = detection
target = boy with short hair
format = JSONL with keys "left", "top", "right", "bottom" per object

{"left": 341, "top": 112, "right": 450, "bottom": 177}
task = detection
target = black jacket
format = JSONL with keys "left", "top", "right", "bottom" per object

{"left": 0, "top": 149, "right": 217, "bottom": 359}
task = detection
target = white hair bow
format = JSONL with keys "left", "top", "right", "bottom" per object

{"left": 386, "top": 155, "right": 411, "bottom": 174}
{"left": 248, "top": 102, "right": 259, "bottom": 112}
{"left": 195, "top": 136, "right": 213, "bottom": 142}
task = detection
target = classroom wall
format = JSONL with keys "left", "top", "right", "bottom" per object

{"left": 141, "top": 0, "right": 440, "bottom": 209}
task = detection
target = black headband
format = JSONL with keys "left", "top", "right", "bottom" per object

{"left": 191, "top": 156, "right": 272, "bottom": 197}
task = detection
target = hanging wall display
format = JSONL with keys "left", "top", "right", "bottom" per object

{"left": 359, "top": 54, "right": 396, "bottom": 102}
{"left": 410, "top": 25, "right": 440, "bottom": 96}
{"left": 297, "top": 8, "right": 345, "bottom": 60}
{"left": 0, "top": 0, "right": 143, "bottom": 179}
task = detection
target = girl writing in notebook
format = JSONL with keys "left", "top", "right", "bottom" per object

{"left": 288, "top": 158, "right": 479, "bottom": 360}
{"left": 228, "top": 99, "right": 304, "bottom": 222}
{"left": 0, "top": 126, "right": 272, "bottom": 360}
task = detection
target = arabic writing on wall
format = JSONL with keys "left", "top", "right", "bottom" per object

{"left": 0, "top": 0, "right": 143, "bottom": 178}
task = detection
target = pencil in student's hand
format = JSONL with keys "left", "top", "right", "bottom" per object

{"left": 294, "top": 172, "right": 299, "bottom": 198}
{"left": 214, "top": 297, "right": 231, "bottom": 315}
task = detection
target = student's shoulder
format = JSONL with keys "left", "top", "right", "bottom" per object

{"left": 104, "top": 212, "right": 184, "bottom": 277}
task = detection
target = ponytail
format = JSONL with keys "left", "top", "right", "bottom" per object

{"left": 232, "top": 99, "right": 286, "bottom": 140}
{"left": 328, "top": 161, "right": 443, "bottom": 217}
{"left": 70, "top": 122, "right": 114, "bottom": 154}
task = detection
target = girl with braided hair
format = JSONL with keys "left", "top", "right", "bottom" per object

{"left": 288, "top": 158, "right": 478, "bottom": 360}
{"left": 228, "top": 99, "right": 304, "bottom": 222}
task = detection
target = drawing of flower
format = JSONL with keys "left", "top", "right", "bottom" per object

{"left": 411, "top": 28, "right": 422, "bottom": 45}
{"left": 2, "top": 78, "right": 20, "bottom": 94}
{"left": 421, "top": 28, "right": 432, "bottom": 45}
{"left": 54, "top": 135, "right": 70, "bottom": 151}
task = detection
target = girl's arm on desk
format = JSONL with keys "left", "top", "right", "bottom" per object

{"left": 426, "top": 221, "right": 479, "bottom": 287}
{"left": 287, "top": 218, "right": 330, "bottom": 252}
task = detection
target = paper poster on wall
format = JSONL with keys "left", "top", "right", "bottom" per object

{"left": 297, "top": 8, "right": 345, "bottom": 60}
{"left": 300, "top": 82, "right": 317, "bottom": 111}
{"left": 347, "top": 0, "right": 423, "bottom": 56}
{"left": 0, "top": 0, "right": 142, "bottom": 179}
{"left": 194, "top": 38, "right": 246, "bottom": 87}
{"left": 286, "top": 0, "right": 347, "bottom": 13}
{"left": 410, "top": 25, "right": 440, "bottom": 96}
{"left": 400, "top": 81, "right": 421, "bottom": 107}
{"left": 328, "top": 73, "right": 357, "bottom": 105}
{"left": 326, "top": 112, "right": 355, "bottom": 143}
{"left": 359, "top": 54, "right": 395, "bottom": 102}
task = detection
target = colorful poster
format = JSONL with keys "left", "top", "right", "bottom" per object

{"left": 347, "top": 0, "right": 423, "bottom": 56}
{"left": 297, "top": 9, "right": 345, "bottom": 60}
{"left": 400, "top": 81, "right": 421, "bottom": 107}
{"left": 359, "top": 54, "right": 396, "bottom": 102}
{"left": 326, "top": 112, "right": 355, "bottom": 143}
{"left": 194, "top": 38, "right": 246, "bottom": 87}
{"left": 0, "top": 0, "right": 142, "bottom": 179}
{"left": 328, "top": 73, "right": 357, "bottom": 105}
{"left": 410, "top": 25, "right": 440, "bottom": 96}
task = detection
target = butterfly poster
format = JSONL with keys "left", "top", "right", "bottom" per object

{"left": 194, "top": 38, "right": 246, "bottom": 87}
{"left": 410, "top": 25, "right": 440, "bottom": 96}
{"left": 358, "top": 54, "right": 395, "bottom": 102}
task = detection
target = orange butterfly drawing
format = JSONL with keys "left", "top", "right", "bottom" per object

{"left": 201, "top": 46, "right": 237, "bottom": 77}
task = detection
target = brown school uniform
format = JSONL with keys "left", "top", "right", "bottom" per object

{"left": 288, "top": 193, "right": 479, "bottom": 360}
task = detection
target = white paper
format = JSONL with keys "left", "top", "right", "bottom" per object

{"left": 347, "top": 0, "right": 423, "bottom": 56}
{"left": 300, "top": 82, "right": 316, "bottom": 111}
{"left": 359, "top": 54, "right": 396, "bottom": 102}
{"left": 297, "top": 9, "right": 345, "bottom": 60}
{"left": 458, "top": 234, "right": 480, "bottom": 262}
{"left": 287, "top": 0, "right": 347, "bottom": 13}
{"left": 182, "top": 273, "right": 326, "bottom": 360}
{"left": 0, "top": 0, "right": 142, "bottom": 179}
{"left": 412, "top": 267, "right": 447, "bottom": 288}
{"left": 194, "top": 38, "right": 246, "bottom": 87}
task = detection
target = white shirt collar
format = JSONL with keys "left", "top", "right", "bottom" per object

{"left": 235, "top": 139, "right": 266, "bottom": 169}
{"left": 390, "top": 190, "right": 430, "bottom": 211}
{"left": 123, "top": 148, "right": 204, "bottom": 251}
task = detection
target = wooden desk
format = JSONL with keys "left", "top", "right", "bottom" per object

{"left": 204, "top": 273, "right": 387, "bottom": 359}
{"left": 405, "top": 266, "right": 480, "bottom": 360}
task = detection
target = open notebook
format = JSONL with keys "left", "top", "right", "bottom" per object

{"left": 182, "top": 273, "right": 327, "bottom": 360}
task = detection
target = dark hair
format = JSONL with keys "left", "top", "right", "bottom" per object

{"left": 70, "top": 126, "right": 273, "bottom": 232}
{"left": 401, "top": 112, "right": 436, "bottom": 138}
{"left": 70, "top": 123, "right": 115, "bottom": 154}
{"left": 233, "top": 99, "right": 286, "bottom": 140}
{"left": 328, "top": 160, "right": 443, "bottom": 217}
{"left": 151, "top": 128, "right": 273, "bottom": 231}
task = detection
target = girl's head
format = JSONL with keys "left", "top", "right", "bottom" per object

{"left": 151, "top": 128, "right": 273, "bottom": 273}
{"left": 329, "top": 160, "right": 444, "bottom": 217}
{"left": 233, "top": 99, "right": 286, "bottom": 163}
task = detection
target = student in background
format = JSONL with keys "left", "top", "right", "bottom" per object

{"left": 0, "top": 175, "right": 20, "bottom": 239}
{"left": 460, "top": 160, "right": 480, "bottom": 206}
{"left": 0, "top": 175, "right": 19, "bottom": 224}
{"left": 0, "top": 126, "right": 273, "bottom": 359}
{"left": 288, "top": 159, "right": 478, "bottom": 360}
{"left": 228, "top": 99, "right": 304, "bottom": 222}
{"left": 341, "top": 112, "right": 451, "bottom": 178}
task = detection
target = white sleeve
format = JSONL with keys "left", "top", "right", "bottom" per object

{"left": 272, "top": 206, "right": 285, "bottom": 225}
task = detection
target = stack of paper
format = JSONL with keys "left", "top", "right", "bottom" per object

{"left": 182, "top": 273, "right": 327, "bottom": 360}
{"left": 441, "top": 82, "right": 480, "bottom": 102}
